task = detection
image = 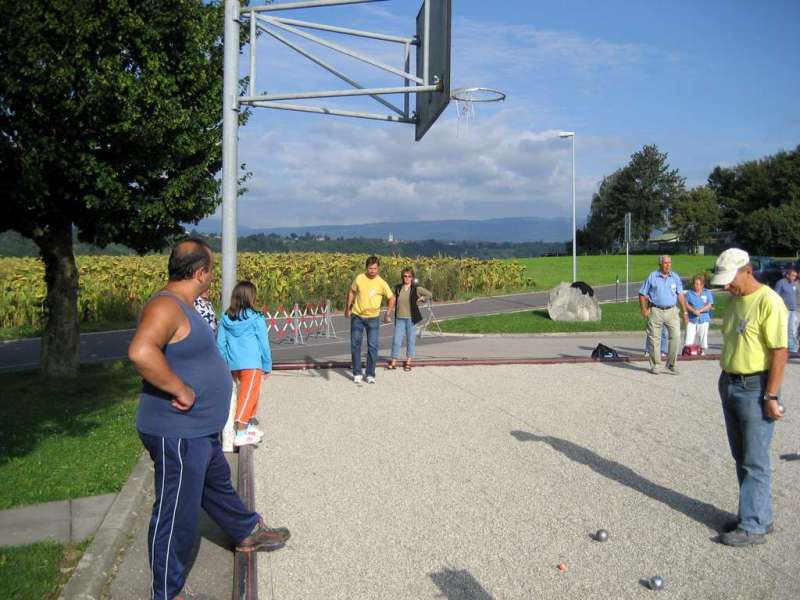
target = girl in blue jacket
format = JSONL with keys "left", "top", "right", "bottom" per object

{"left": 217, "top": 281, "right": 272, "bottom": 447}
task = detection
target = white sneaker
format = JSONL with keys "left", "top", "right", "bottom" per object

{"left": 365, "top": 376, "right": 376, "bottom": 384}
{"left": 353, "top": 374, "right": 363, "bottom": 384}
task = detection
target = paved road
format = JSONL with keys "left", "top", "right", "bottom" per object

{"left": 0, "top": 282, "right": 640, "bottom": 372}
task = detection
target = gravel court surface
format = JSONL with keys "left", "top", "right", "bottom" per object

{"left": 254, "top": 362, "right": 800, "bottom": 599}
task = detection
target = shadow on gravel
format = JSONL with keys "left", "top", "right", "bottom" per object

{"left": 294, "top": 356, "right": 354, "bottom": 382}
{"left": 510, "top": 430, "right": 734, "bottom": 530}
{"left": 600, "top": 360, "right": 652, "bottom": 373}
{"left": 429, "top": 568, "right": 494, "bottom": 600}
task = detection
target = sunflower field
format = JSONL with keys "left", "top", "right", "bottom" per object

{"left": 0, "top": 253, "right": 528, "bottom": 330}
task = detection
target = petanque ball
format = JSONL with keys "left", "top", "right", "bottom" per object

{"left": 778, "top": 403, "right": 785, "bottom": 414}
{"left": 649, "top": 576, "right": 665, "bottom": 590}
{"left": 595, "top": 529, "right": 609, "bottom": 542}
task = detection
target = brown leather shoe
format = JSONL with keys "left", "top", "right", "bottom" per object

{"left": 236, "top": 521, "right": 291, "bottom": 553}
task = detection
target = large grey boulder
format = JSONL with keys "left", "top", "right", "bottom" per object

{"left": 547, "top": 282, "right": 602, "bottom": 322}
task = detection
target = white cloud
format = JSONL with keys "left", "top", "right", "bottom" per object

{"left": 228, "top": 103, "right": 617, "bottom": 229}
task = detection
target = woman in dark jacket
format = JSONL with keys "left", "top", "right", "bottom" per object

{"left": 387, "top": 267, "right": 432, "bottom": 371}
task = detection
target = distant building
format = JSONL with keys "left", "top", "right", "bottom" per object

{"left": 388, "top": 233, "right": 394, "bottom": 243}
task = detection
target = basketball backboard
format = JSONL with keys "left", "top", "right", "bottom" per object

{"left": 415, "top": 0, "right": 451, "bottom": 141}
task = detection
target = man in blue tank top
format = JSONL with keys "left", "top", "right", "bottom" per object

{"left": 128, "top": 239, "right": 290, "bottom": 600}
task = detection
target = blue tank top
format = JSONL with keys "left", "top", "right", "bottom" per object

{"left": 136, "top": 291, "right": 232, "bottom": 438}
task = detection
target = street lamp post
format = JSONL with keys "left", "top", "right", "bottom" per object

{"left": 559, "top": 131, "right": 576, "bottom": 282}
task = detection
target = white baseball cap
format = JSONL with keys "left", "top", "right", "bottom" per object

{"left": 710, "top": 248, "right": 750, "bottom": 286}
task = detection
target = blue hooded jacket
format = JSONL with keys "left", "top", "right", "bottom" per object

{"left": 217, "top": 308, "right": 272, "bottom": 372}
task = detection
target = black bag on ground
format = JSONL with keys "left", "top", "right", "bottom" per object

{"left": 591, "top": 343, "right": 619, "bottom": 360}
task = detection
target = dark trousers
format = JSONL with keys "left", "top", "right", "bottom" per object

{"left": 351, "top": 315, "right": 380, "bottom": 377}
{"left": 139, "top": 433, "right": 260, "bottom": 600}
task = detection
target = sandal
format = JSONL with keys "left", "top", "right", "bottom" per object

{"left": 386, "top": 362, "right": 397, "bottom": 370}
{"left": 403, "top": 362, "right": 412, "bottom": 372}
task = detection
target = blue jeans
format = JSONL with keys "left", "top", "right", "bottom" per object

{"left": 718, "top": 371, "right": 775, "bottom": 533}
{"left": 391, "top": 318, "right": 417, "bottom": 359}
{"left": 788, "top": 310, "right": 798, "bottom": 353}
{"left": 351, "top": 315, "right": 380, "bottom": 377}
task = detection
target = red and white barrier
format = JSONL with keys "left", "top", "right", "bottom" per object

{"left": 262, "top": 300, "right": 336, "bottom": 345}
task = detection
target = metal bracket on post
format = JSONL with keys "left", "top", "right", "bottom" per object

{"left": 236, "top": 0, "right": 445, "bottom": 125}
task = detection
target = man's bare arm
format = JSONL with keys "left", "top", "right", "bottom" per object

{"left": 128, "top": 297, "right": 195, "bottom": 410}
{"left": 766, "top": 347, "right": 788, "bottom": 397}
{"left": 344, "top": 289, "right": 355, "bottom": 318}
{"left": 678, "top": 293, "right": 689, "bottom": 315}
{"left": 639, "top": 294, "right": 650, "bottom": 317}
{"left": 765, "top": 347, "right": 788, "bottom": 420}
{"left": 384, "top": 296, "right": 396, "bottom": 323}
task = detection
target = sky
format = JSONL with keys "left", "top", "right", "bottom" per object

{"left": 203, "top": 0, "right": 800, "bottom": 231}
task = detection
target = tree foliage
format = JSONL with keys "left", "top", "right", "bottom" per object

{"left": 670, "top": 186, "right": 722, "bottom": 253}
{"left": 0, "top": 0, "right": 233, "bottom": 375}
{"left": 708, "top": 145, "right": 800, "bottom": 254}
{"left": 579, "top": 145, "right": 685, "bottom": 252}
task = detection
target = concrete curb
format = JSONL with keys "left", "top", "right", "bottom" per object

{"left": 59, "top": 452, "right": 152, "bottom": 600}
{"left": 434, "top": 330, "right": 651, "bottom": 338}
{"left": 273, "top": 353, "right": 721, "bottom": 371}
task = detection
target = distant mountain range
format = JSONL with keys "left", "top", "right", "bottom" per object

{"left": 194, "top": 216, "right": 581, "bottom": 243}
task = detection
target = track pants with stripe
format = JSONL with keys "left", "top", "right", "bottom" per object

{"left": 139, "top": 433, "right": 260, "bottom": 600}
{"left": 232, "top": 369, "right": 263, "bottom": 426}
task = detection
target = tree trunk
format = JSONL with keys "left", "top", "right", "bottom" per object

{"left": 36, "top": 222, "right": 80, "bottom": 377}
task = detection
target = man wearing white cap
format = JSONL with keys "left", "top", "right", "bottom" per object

{"left": 712, "top": 248, "right": 787, "bottom": 547}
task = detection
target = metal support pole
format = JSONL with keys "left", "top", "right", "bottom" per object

{"left": 222, "top": 0, "right": 240, "bottom": 311}
{"left": 571, "top": 134, "right": 577, "bottom": 283}
{"left": 249, "top": 10, "right": 256, "bottom": 97}
{"left": 624, "top": 211, "right": 631, "bottom": 302}
{"left": 246, "top": 0, "right": 387, "bottom": 13}
{"left": 404, "top": 42, "right": 411, "bottom": 118}
{"left": 423, "top": 0, "right": 431, "bottom": 85}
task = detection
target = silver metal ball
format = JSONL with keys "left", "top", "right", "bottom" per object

{"left": 778, "top": 403, "right": 785, "bottom": 414}
{"left": 649, "top": 576, "right": 664, "bottom": 590}
{"left": 595, "top": 529, "right": 609, "bottom": 542}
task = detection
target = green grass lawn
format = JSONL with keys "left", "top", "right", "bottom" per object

{"left": 0, "top": 539, "right": 89, "bottom": 600}
{"left": 441, "top": 294, "right": 731, "bottom": 335}
{"left": 0, "top": 319, "right": 137, "bottom": 342}
{"left": 0, "top": 361, "right": 143, "bottom": 510}
{"left": 506, "top": 254, "right": 718, "bottom": 290}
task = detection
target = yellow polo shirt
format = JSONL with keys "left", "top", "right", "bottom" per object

{"left": 720, "top": 285, "right": 787, "bottom": 374}
{"left": 350, "top": 273, "right": 393, "bottom": 318}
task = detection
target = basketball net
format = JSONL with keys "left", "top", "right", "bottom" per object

{"left": 454, "top": 91, "right": 477, "bottom": 136}
{"left": 450, "top": 88, "right": 506, "bottom": 137}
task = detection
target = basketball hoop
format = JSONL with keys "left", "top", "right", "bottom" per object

{"left": 450, "top": 87, "right": 506, "bottom": 135}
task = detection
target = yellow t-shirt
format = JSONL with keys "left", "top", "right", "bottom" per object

{"left": 720, "top": 285, "right": 788, "bottom": 374}
{"left": 350, "top": 273, "right": 394, "bottom": 318}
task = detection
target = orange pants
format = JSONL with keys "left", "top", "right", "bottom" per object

{"left": 232, "top": 369, "right": 262, "bottom": 426}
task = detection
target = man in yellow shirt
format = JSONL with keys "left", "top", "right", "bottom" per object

{"left": 712, "top": 248, "right": 788, "bottom": 547}
{"left": 344, "top": 256, "right": 395, "bottom": 384}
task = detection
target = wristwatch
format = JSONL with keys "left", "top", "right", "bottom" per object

{"left": 763, "top": 394, "right": 779, "bottom": 402}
